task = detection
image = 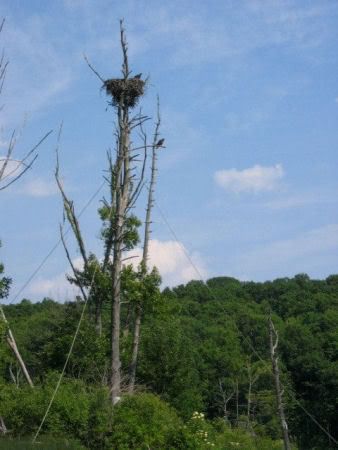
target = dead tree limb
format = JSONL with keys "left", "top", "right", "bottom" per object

{"left": 0, "top": 305, "right": 34, "bottom": 388}
{"left": 269, "top": 314, "right": 291, "bottom": 450}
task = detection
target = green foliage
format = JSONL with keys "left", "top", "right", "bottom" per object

{"left": 0, "top": 376, "right": 90, "bottom": 437}
{"left": 108, "top": 393, "right": 199, "bottom": 449}
{"left": 121, "top": 264, "right": 161, "bottom": 310}
{"left": 212, "top": 418, "right": 289, "bottom": 450}
{"left": 1, "top": 273, "right": 337, "bottom": 448}
{"left": 99, "top": 205, "right": 141, "bottom": 251}
{"left": 0, "top": 241, "right": 11, "bottom": 300}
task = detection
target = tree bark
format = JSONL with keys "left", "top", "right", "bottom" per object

{"left": 269, "top": 315, "right": 291, "bottom": 450}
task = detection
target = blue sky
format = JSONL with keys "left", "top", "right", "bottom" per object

{"left": 1, "top": 0, "right": 338, "bottom": 301}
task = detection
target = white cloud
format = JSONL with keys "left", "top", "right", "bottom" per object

{"left": 214, "top": 164, "right": 284, "bottom": 193}
{"left": 19, "top": 178, "right": 58, "bottom": 197}
{"left": 29, "top": 273, "right": 79, "bottom": 301}
{"left": 128, "top": 239, "right": 207, "bottom": 287}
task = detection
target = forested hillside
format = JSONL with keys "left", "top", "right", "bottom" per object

{"left": 1, "top": 273, "right": 337, "bottom": 449}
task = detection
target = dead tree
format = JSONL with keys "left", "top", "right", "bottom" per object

{"left": 269, "top": 315, "right": 291, "bottom": 450}
{"left": 0, "top": 305, "right": 33, "bottom": 387}
{"left": 57, "top": 21, "right": 151, "bottom": 405}
{"left": 218, "top": 379, "right": 235, "bottom": 422}
{"left": 235, "top": 378, "right": 239, "bottom": 424}
{"left": 106, "top": 22, "right": 148, "bottom": 405}
{"left": 246, "top": 361, "right": 258, "bottom": 424}
{"left": 128, "top": 97, "right": 162, "bottom": 393}
{"left": 0, "top": 415, "right": 7, "bottom": 435}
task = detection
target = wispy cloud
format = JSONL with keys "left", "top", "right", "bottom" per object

{"left": 19, "top": 178, "right": 58, "bottom": 197}
{"left": 237, "top": 223, "right": 338, "bottom": 278}
{"left": 263, "top": 192, "right": 335, "bottom": 210}
{"left": 214, "top": 164, "right": 284, "bottom": 193}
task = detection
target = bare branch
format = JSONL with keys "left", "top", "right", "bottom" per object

{"left": 83, "top": 54, "right": 105, "bottom": 83}
{"left": 0, "top": 129, "right": 52, "bottom": 191}
{"left": 59, "top": 224, "right": 89, "bottom": 302}
{"left": 120, "top": 19, "right": 131, "bottom": 79}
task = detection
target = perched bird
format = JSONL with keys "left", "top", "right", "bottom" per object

{"left": 134, "top": 73, "right": 142, "bottom": 79}
{"left": 155, "top": 138, "right": 165, "bottom": 148}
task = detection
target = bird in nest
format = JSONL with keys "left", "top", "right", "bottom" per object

{"left": 155, "top": 138, "right": 165, "bottom": 148}
{"left": 133, "top": 73, "right": 142, "bottom": 79}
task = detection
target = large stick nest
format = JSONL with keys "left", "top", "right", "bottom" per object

{"left": 103, "top": 78, "right": 145, "bottom": 108}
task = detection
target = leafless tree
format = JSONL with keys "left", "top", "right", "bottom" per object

{"left": 56, "top": 21, "right": 157, "bottom": 405}
{"left": 218, "top": 379, "right": 235, "bottom": 422}
{"left": 269, "top": 314, "right": 291, "bottom": 450}
{"left": 128, "top": 96, "right": 162, "bottom": 393}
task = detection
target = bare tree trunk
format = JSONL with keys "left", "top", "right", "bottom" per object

{"left": 110, "top": 30, "right": 132, "bottom": 402}
{"left": 110, "top": 120, "right": 129, "bottom": 403}
{"left": 110, "top": 238, "right": 123, "bottom": 404}
{"left": 269, "top": 315, "right": 291, "bottom": 450}
{"left": 0, "top": 305, "right": 34, "bottom": 388}
{"left": 128, "top": 98, "right": 161, "bottom": 393}
{"left": 0, "top": 415, "right": 7, "bottom": 434}
{"left": 128, "top": 306, "right": 141, "bottom": 391}
{"left": 247, "top": 376, "right": 252, "bottom": 424}
{"left": 218, "top": 379, "right": 235, "bottom": 422}
{"left": 95, "top": 298, "right": 102, "bottom": 336}
{"left": 235, "top": 378, "right": 239, "bottom": 424}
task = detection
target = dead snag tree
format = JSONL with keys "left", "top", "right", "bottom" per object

{"left": 104, "top": 21, "right": 154, "bottom": 405}
{"left": 269, "top": 314, "right": 291, "bottom": 450}
{"left": 128, "top": 96, "right": 162, "bottom": 393}
{"left": 57, "top": 21, "right": 156, "bottom": 405}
